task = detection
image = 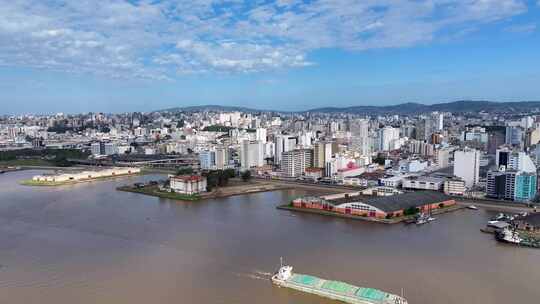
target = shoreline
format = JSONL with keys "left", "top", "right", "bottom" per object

{"left": 117, "top": 180, "right": 294, "bottom": 201}
{"left": 277, "top": 204, "right": 466, "bottom": 224}
{"left": 20, "top": 173, "right": 144, "bottom": 187}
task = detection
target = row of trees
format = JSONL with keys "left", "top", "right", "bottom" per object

{"left": 174, "top": 168, "right": 252, "bottom": 191}
{"left": 0, "top": 148, "right": 89, "bottom": 162}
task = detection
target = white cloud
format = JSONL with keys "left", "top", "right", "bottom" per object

{"left": 504, "top": 23, "right": 537, "bottom": 34}
{"left": 0, "top": 0, "right": 531, "bottom": 79}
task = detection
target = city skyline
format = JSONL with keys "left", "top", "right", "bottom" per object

{"left": 1, "top": 0, "right": 540, "bottom": 114}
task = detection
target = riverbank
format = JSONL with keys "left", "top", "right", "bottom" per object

{"left": 117, "top": 185, "right": 201, "bottom": 201}
{"left": 456, "top": 200, "right": 536, "bottom": 213}
{"left": 255, "top": 178, "right": 355, "bottom": 193}
{"left": 277, "top": 203, "right": 466, "bottom": 224}
{"left": 117, "top": 179, "right": 293, "bottom": 201}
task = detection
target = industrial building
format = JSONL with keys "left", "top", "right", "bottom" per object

{"left": 32, "top": 167, "right": 141, "bottom": 183}
{"left": 292, "top": 191, "right": 455, "bottom": 219}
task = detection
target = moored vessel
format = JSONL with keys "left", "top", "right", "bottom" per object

{"left": 272, "top": 260, "right": 408, "bottom": 304}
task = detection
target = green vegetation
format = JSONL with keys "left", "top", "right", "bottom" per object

{"left": 117, "top": 185, "right": 201, "bottom": 201}
{"left": 0, "top": 148, "right": 89, "bottom": 167}
{"left": 0, "top": 159, "right": 53, "bottom": 167}
{"left": 176, "top": 167, "right": 194, "bottom": 175}
{"left": 373, "top": 153, "right": 386, "bottom": 166}
{"left": 241, "top": 170, "right": 252, "bottom": 182}
{"left": 203, "top": 169, "right": 234, "bottom": 191}
{"left": 403, "top": 207, "right": 420, "bottom": 216}
{"left": 203, "top": 125, "right": 234, "bottom": 132}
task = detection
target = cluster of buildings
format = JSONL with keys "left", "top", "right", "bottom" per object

{"left": 3, "top": 106, "right": 540, "bottom": 203}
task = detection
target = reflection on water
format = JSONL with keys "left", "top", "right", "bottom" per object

{"left": 1, "top": 170, "right": 540, "bottom": 304}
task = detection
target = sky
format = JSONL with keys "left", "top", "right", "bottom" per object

{"left": 1, "top": 0, "right": 540, "bottom": 114}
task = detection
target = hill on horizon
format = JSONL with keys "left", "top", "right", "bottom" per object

{"left": 158, "top": 100, "right": 540, "bottom": 115}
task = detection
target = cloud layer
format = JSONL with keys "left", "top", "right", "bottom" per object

{"left": 0, "top": 0, "right": 531, "bottom": 79}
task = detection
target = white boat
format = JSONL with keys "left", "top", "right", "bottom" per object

{"left": 497, "top": 228, "right": 522, "bottom": 244}
{"left": 467, "top": 205, "right": 478, "bottom": 210}
{"left": 416, "top": 213, "right": 436, "bottom": 225}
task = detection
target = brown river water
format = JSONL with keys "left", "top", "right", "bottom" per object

{"left": 1, "top": 170, "right": 539, "bottom": 304}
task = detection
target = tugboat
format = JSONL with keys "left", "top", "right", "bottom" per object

{"left": 272, "top": 258, "right": 408, "bottom": 304}
{"left": 415, "top": 213, "right": 436, "bottom": 225}
{"left": 496, "top": 228, "right": 522, "bottom": 244}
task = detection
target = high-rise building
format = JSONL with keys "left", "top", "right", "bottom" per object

{"left": 199, "top": 150, "right": 216, "bottom": 170}
{"left": 496, "top": 149, "right": 536, "bottom": 173}
{"left": 487, "top": 170, "right": 537, "bottom": 202}
{"left": 505, "top": 126, "right": 523, "bottom": 147}
{"left": 350, "top": 119, "right": 370, "bottom": 155}
{"left": 281, "top": 149, "right": 314, "bottom": 178}
{"left": 256, "top": 128, "right": 267, "bottom": 143}
{"left": 240, "top": 140, "right": 264, "bottom": 169}
{"left": 453, "top": 148, "right": 480, "bottom": 188}
{"left": 436, "top": 148, "right": 451, "bottom": 168}
{"left": 215, "top": 146, "right": 230, "bottom": 169}
{"left": 313, "top": 141, "right": 336, "bottom": 175}
{"left": 377, "top": 126, "right": 400, "bottom": 151}
{"left": 274, "top": 135, "right": 297, "bottom": 165}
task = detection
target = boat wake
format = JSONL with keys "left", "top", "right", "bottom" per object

{"left": 234, "top": 272, "right": 270, "bottom": 281}
{"left": 253, "top": 269, "right": 273, "bottom": 277}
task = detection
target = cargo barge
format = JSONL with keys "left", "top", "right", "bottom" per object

{"left": 272, "top": 261, "right": 407, "bottom": 304}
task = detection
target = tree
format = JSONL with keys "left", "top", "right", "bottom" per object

{"left": 176, "top": 167, "right": 194, "bottom": 175}
{"left": 403, "top": 207, "right": 420, "bottom": 216}
{"left": 373, "top": 153, "right": 386, "bottom": 166}
{"left": 224, "top": 168, "right": 236, "bottom": 178}
{"left": 241, "top": 170, "right": 252, "bottom": 182}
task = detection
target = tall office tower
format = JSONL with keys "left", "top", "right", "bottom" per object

{"left": 430, "top": 112, "right": 444, "bottom": 132}
{"left": 414, "top": 119, "right": 427, "bottom": 141}
{"left": 350, "top": 119, "right": 370, "bottom": 155}
{"left": 274, "top": 135, "right": 297, "bottom": 165}
{"left": 313, "top": 142, "right": 326, "bottom": 168}
{"left": 487, "top": 170, "right": 537, "bottom": 202}
{"left": 215, "top": 146, "right": 230, "bottom": 170}
{"left": 496, "top": 147, "right": 512, "bottom": 169}
{"left": 377, "top": 126, "right": 400, "bottom": 151}
{"left": 199, "top": 150, "right": 216, "bottom": 170}
{"left": 487, "top": 129, "right": 506, "bottom": 155}
{"left": 436, "top": 148, "right": 451, "bottom": 168}
{"left": 256, "top": 128, "right": 267, "bottom": 143}
{"left": 505, "top": 126, "right": 523, "bottom": 147}
{"left": 240, "top": 140, "right": 264, "bottom": 169}
{"left": 313, "top": 141, "right": 335, "bottom": 174}
{"left": 453, "top": 148, "right": 480, "bottom": 188}
{"left": 281, "top": 149, "right": 314, "bottom": 178}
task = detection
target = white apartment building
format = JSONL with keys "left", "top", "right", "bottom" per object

{"left": 453, "top": 148, "right": 480, "bottom": 188}
{"left": 240, "top": 140, "right": 264, "bottom": 169}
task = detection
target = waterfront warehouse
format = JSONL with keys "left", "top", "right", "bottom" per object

{"left": 32, "top": 167, "right": 140, "bottom": 183}
{"left": 292, "top": 191, "right": 455, "bottom": 219}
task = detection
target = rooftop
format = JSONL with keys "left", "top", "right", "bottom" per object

{"left": 171, "top": 175, "right": 205, "bottom": 182}
{"left": 328, "top": 191, "right": 452, "bottom": 213}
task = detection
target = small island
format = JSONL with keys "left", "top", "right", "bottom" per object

{"left": 117, "top": 169, "right": 292, "bottom": 201}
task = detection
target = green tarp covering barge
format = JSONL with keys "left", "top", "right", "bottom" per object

{"left": 286, "top": 273, "right": 399, "bottom": 304}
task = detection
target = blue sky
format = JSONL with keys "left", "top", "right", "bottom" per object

{"left": 1, "top": 0, "right": 540, "bottom": 114}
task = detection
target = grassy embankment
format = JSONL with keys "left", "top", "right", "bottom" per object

{"left": 0, "top": 159, "right": 55, "bottom": 167}
{"left": 20, "top": 172, "right": 143, "bottom": 187}
{"left": 117, "top": 185, "right": 201, "bottom": 201}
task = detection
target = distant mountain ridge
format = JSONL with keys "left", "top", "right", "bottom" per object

{"left": 159, "top": 100, "right": 540, "bottom": 115}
